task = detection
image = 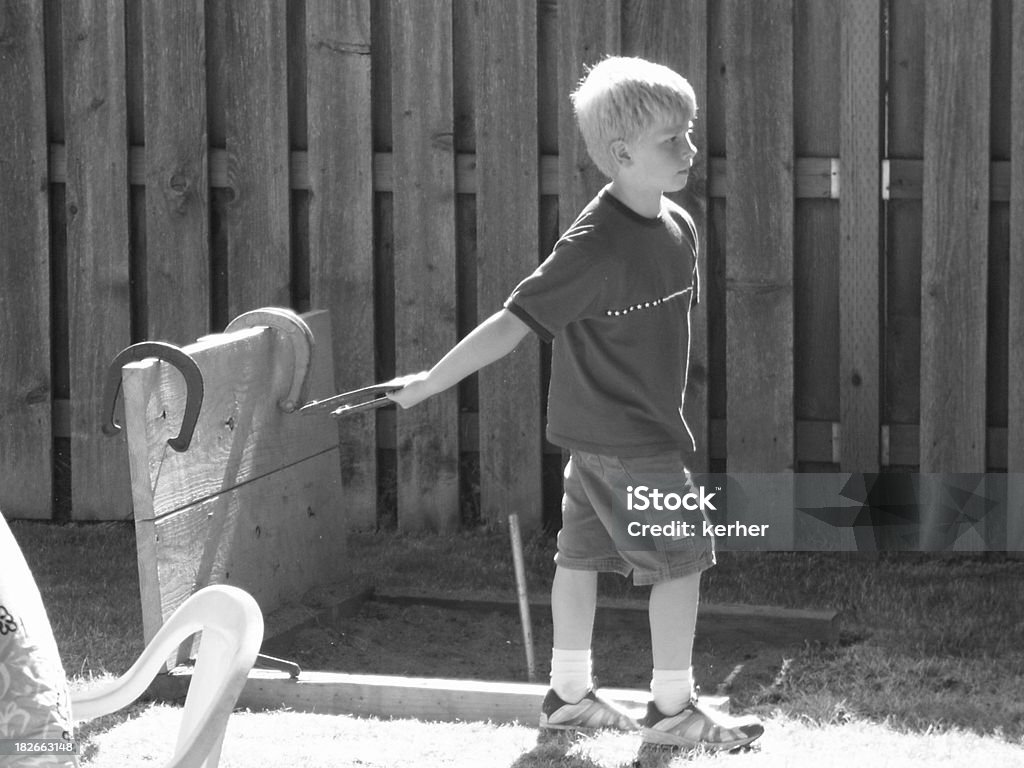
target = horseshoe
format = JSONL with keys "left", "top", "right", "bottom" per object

{"left": 101, "top": 342, "right": 205, "bottom": 453}
{"left": 224, "top": 308, "right": 315, "bottom": 413}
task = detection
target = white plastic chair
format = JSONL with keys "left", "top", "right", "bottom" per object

{"left": 72, "top": 585, "right": 264, "bottom": 768}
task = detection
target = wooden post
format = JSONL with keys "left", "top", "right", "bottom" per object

{"left": 306, "top": 0, "right": 378, "bottom": 530}
{"left": 390, "top": 1, "right": 460, "bottom": 532}
{"left": 62, "top": 0, "right": 132, "bottom": 520}
{"left": 0, "top": 0, "right": 52, "bottom": 518}
{"left": 474, "top": 1, "right": 542, "bottom": 529}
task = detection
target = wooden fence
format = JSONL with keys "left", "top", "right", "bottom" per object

{"left": 1, "top": 0, "right": 1021, "bottom": 539}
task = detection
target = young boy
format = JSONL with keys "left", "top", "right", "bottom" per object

{"left": 387, "top": 56, "right": 763, "bottom": 751}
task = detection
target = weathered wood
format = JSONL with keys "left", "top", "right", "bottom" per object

{"left": 222, "top": 0, "right": 290, "bottom": 318}
{"left": 723, "top": 0, "right": 795, "bottom": 476}
{"left": 884, "top": 0, "right": 925, "bottom": 430}
{"left": 374, "top": 589, "right": 840, "bottom": 647}
{"left": 390, "top": 0, "right": 459, "bottom": 532}
{"left": 919, "top": 1, "right": 991, "bottom": 550}
{"left": 793, "top": 1, "right": 840, "bottom": 444}
{"left": 121, "top": 312, "right": 337, "bottom": 523}
{"left": 839, "top": 0, "right": 882, "bottom": 472}
{"left": 885, "top": 159, "right": 1011, "bottom": 202}
{"left": 306, "top": 0, "right": 377, "bottom": 530}
{"left": 473, "top": 2, "right": 542, "bottom": 528}
{"left": 140, "top": 0, "right": 209, "bottom": 343}
{"left": 153, "top": 669, "right": 667, "bottom": 725}
{"left": 46, "top": 144, "right": 922, "bottom": 201}
{"left": 122, "top": 311, "right": 344, "bottom": 642}
{"left": 1009, "top": 0, "right": 1024, "bottom": 552}
{"left": 141, "top": 450, "right": 344, "bottom": 639}
{"left": 0, "top": 0, "right": 52, "bottom": 518}
{"left": 557, "top": 0, "right": 620, "bottom": 229}
{"left": 62, "top": 0, "right": 132, "bottom": 520}
{"left": 621, "top": 0, "right": 711, "bottom": 473}
{"left": 919, "top": 1, "right": 990, "bottom": 476}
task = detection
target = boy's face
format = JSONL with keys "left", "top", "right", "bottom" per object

{"left": 618, "top": 113, "right": 698, "bottom": 194}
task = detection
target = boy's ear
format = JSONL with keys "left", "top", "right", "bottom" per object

{"left": 610, "top": 139, "right": 632, "bottom": 167}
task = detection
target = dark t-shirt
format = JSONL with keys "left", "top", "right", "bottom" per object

{"left": 505, "top": 187, "right": 699, "bottom": 457}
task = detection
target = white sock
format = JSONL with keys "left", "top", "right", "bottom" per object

{"left": 550, "top": 648, "right": 592, "bottom": 703}
{"left": 651, "top": 667, "right": 693, "bottom": 715}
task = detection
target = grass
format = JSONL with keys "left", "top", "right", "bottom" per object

{"left": 8, "top": 520, "right": 1024, "bottom": 766}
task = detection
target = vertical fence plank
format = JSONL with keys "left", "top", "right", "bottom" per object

{"left": 839, "top": 0, "right": 882, "bottom": 472}
{"left": 793, "top": 0, "right": 839, "bottom": 447}
{"left": 223, "top": 1, "right": 290, "bottom": 319}
{"left": 307, "top": 0, "right": 377, "bottom": 530}
{"left": 474, "top": 2, "right": 542, "bottom": 528}
{"left": 920, "top": 0, "right": 990, "bottom": 551}
{"left": 919, "top": 1, "right": 990, "bottom": 476}
{"left": 1009, "top": 0, "right": 1024, "bottom": 550}
{"left": 623, "top": 0, "right": 710, "bottom": 473}
{"left": 391, "top": 0, "right": 459, "bottom": 532}
{"left": 723, "top": 0, "right": 795, "bottom": 474}
{"left": 557, "top": 0, "right": 620, "bottom": 229}
{"left": 140, "top": 0, "right": 209, "bottom": 343}
{"left": 0, "top": 1, "right": 52, "bottom": 518}
{"left": 885, "top": 0, "right": 925, "bottom": 435}
{"left": 62, "top": 0, "right": 131, "bottom": 520}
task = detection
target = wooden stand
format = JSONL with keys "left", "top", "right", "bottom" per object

{"left": 117, "top": 310, "right": 347, "bottom": 646}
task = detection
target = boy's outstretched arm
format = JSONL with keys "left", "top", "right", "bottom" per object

{"left": 387, "top": 308, "right": 531, "bottom": 409}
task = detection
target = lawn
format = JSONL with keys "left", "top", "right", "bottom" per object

{"left": 8, "top": 520, "right": 1024, "bottom": 766}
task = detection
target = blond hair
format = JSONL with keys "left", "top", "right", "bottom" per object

{"left": 571, "top": 56, "right": 697, "bottom": 178}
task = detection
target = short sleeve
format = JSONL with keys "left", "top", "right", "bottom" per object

{"left": 504, "top": 244, "right": 605, "bottom": 343}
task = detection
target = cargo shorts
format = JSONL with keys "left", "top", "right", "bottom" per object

{"left": 555, "top": 449, "right": 716, "bottom": 586}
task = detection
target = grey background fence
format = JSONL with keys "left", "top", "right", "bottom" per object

{"left": 1, "top": 0, "right": 1021, "bottom": 538}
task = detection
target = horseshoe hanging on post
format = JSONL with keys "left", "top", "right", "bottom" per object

{"left": 101, "top": 342, "right": 205, "bottom": 453}
{"left": 224, "top": 308, "right": 315, "bottom": 413}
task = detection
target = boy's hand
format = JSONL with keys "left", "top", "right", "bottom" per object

{"left": 385, "top": 371, "right": 433, "bottom": 409}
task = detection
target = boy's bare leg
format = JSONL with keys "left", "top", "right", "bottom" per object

{"left": 541, "top": 565, "right": 636, "bottom": 731}
{"left": 549, "top": 566, "right": 597, "bottom": 703}
{"left": 649, "top": 572, "right": 701, "bottom": 713}
{"left": 551, "top": 565, "right": 597, "bottom": 649}
{"left": 642, "top": 570, "right": 764, "bottom": 749}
